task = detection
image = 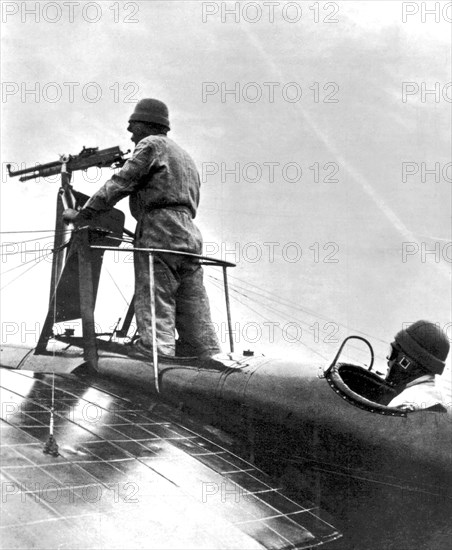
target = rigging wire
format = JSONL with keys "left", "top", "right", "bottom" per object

{"left": 0, "top": 229, "right": 57, "bottom": 234}
{"left": 211, "top": 279, "right": 330, "bottom": 362}
{"left": 207, "top": 274, "right": 373, "bottom": 362}
{"left": 0, "top": 227, "right": 386, "bottom": 359}
{"left": 0, "top": 232, "right": 72, "bottom": 254}
{"left": 1, "top": 229, "right": 71, "bottom": 240}
{"left": 0, "top": 243, "right": 67, "bottom": 291}
{"left": 43, "top": 237, "right": 60, "bottom": 456}
{"left": 208, "top": 275, "right": 329, "bottom": 361}
{"left": 0, "top": 259, "right": 46, "bottom": 292}
{"left": 105, "top": 267, "right": 130, "bottom": 307}
{"left": 210, "top": 274, "right": 330, "bottom": 331}
{"left": 208, "top": 269, "right": 389, "bottom": 345}
{"left": 0, "top": 251, "right": 53, "bottom": 276}
{"left": 1, "top": 234, "right": 55, "bottom": 245}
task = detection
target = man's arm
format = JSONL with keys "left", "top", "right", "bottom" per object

{"left": 63, "top": 139, "right": 155, "bottom": 223}
{"left": 387, "top": 381, "right": 444, "bottom": 411}
{"left": 85, "top": 139, "right": 155, "bottom": 211}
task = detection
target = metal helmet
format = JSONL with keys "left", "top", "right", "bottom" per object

{"left": 129, "top": 98, "right": 170, "bottom": 130}
{"left": 391, "top": 320, "right": 450, "bottom": 376}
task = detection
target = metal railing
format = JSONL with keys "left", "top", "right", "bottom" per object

{"left": 91, "top": 245, "right": 236, "bottom": 393}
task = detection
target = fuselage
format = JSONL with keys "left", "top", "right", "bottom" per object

{"left": 2, "top": 341, "right": 451, "bottom": 506}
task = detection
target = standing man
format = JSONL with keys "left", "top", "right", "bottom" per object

{"left": 64, "top": 98, "right": 221, "bottom": 359}
{"left": 385, "top": 320, "right": 449, "bottom": 411}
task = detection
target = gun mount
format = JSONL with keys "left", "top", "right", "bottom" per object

{"left": 6, "top": 144, "right": 236, "bottom": 393}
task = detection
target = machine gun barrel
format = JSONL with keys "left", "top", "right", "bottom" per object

{"left": 7, "top": 146, "right": 129, "bottom": 182}
{"left": 7, "top": 160, "right": 62, "bottom": 179}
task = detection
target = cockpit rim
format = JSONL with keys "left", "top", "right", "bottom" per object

{"left": 325, "top": 362, "right": 407, "bottom": 417}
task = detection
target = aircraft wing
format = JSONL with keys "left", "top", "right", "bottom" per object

{"left": 0, "top": 367, "right": 341, "bottom": 549}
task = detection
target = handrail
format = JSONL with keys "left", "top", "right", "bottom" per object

{"left": 90, "top": 245, "right": 236, "bottom": 267}
{"left": 90, "top": 244, "right": 236, "bottom": 392}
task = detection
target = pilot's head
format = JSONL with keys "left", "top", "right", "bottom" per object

{"left": 386, "top": 321, "right": 450, "bottom": 389}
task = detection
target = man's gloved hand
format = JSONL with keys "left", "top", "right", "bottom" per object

{"left": 62, "top": 208, "right": 81, "bottom": 223}
{"left": 62, "top": 207, "right": 95, "bottom": 224}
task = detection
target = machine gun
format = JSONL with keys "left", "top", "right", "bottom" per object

{"left": 7, "top": 145, "right": 130, "bottom": 212}
{"left": 7, "top": 146, "right": 131, "bottom": 370}
{"left": 6, "top": 145, "right": 130, "bottom": 182}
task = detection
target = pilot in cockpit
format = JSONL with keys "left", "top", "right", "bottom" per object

{"left": 384, "top": 321, "right": 450, "bottom": 412}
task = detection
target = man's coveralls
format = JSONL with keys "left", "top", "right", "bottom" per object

{"left": 83, "top": 135, "right": 221, "bottom": 357}
{"left": 388, "top": 374, "right": 445, "bottom": 411}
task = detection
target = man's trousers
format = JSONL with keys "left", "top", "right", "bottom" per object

{"left": 133, "top": 249, "right": 221, "bottom": 357}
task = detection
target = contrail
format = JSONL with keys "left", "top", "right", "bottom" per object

{"left": 243, "top": 29, "right": 450, "bottom": 279}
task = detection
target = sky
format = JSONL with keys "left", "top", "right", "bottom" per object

{"left": 1, "top": 1, "right": 451, "bottom": 385}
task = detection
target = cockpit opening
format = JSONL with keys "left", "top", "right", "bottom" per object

{"left": 326, "top": 334, "right": 449, "bottom": 415}
{"left": 325, "top": 363, "right": 406, "bottom": 416}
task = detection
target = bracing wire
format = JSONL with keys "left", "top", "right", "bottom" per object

{"left": 0, "top": 260, "right": 45, "bottom": 291}
{"left": 0, "top": 229, "right": 57, "bottom": 234}
{"left": 105, "top": 267, "right": 130, "bottom": 307}
{"left": 210, "top": 274, "right": 329, "bottom": 331}
{"left": 0, "top": 243, "right": 66, "bottom": 292}
{"left": 208, "top": 275, "right": 330, "bottom": 361}
{"left": 208, "top": 269, "right": 389, "bottom": 346}
{"left": 0, "top": 227, "right": 387, "bottom": 363}
{"left": 0, "top": 251, "right": 53, "bottom": 275}
{"left": 0, "top": 231, "right": 72, "bottom": 251}
{"left": 207, "top": 274, "right": 374, "bottom": 363}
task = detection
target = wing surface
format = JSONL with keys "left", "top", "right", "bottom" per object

{"left": 0, "top": 367, "right": 341, "bottom": 549}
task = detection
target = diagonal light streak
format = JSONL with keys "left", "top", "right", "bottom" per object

{"left": 242, "top": 29, "right": 450, "bottom": 279}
